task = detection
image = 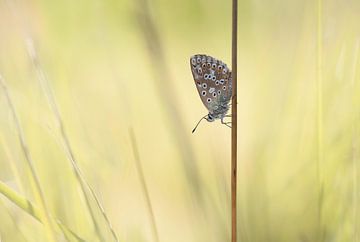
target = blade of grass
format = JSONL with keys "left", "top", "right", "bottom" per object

{"left": 231, "top": 0, "right": 238, "bottom": 242}
{"left": 0, "top": 180, "right": 86, "bottom": 242}
{"left": 0, "top": 74, "right": 58, "bottom": 242}
{"left": 129, "top": 128, "right": 160, "bottom": 242}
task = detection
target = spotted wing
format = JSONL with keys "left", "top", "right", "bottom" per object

{"left": 190, "top": 54, "right": 232, "bottom": 113}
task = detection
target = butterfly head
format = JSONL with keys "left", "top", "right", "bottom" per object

{"left": 205, "top": 113, "right": 215, "bottom": 122}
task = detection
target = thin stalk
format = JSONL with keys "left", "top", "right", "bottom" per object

{"left": 0, "top": 180, "right": 86, "bottom": 242}
{"left": 316, "top": 0, "right": 324, "bottom": 241}
{"left": 231, "top": 0, "right": 238, "bottom": 242}
{"left": 129, "top": 128, "right": 160, "bottom": 242}
{"left": 0, "top": 74, "right": 57, "bottom": 242}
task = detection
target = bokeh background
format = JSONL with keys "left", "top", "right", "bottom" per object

{"left": 0, "top": 0, "right": 360, "bottom": 241}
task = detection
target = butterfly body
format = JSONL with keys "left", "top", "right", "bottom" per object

{"left": 190, "top": 54, "right": 232, "bottom": 128}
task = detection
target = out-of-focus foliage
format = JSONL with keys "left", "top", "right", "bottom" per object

{"left": 0, "top": 0, "right": 359, "bottom": 241}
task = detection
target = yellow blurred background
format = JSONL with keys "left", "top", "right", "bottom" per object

{"left": 0, "top": 0, "right": 360, "bottom": 241}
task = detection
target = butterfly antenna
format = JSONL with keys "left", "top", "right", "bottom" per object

{"left": 192, "top": 115, "right": 208, "bottom": 133}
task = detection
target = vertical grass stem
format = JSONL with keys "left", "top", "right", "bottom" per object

{"left": 231, "top": 0, "right": 238, "bottom": 242}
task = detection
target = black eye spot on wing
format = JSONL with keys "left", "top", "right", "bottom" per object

{"left": 191, "top": 58, "right": 196, "bottom": 66}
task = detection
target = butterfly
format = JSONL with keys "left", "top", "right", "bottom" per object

{"left": 190, "top": 54, "right": 232, "bottom": 132}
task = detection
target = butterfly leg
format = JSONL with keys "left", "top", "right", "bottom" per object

{"left": 224, "top": 123, "right": 232, "bottom": 128}
{"left": 221, "top": 117, "right": 232, "bottom": 128}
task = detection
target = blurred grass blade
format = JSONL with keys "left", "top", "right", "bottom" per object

{"left": 316, "top": 0, "right": 324, "bottom": 240}
{"left": 0, "top": 136, "right": 25, "bottom": 194}
{"left": 0, "top": 180, "right": 86, "bottom": 242}
{"left": 352, "top": 39, "right": 360, "bottom": 242}
{"left": 4, "top": 1, "right": 111, "bottom": 240}
{"left": 25, "top": 37, "right": 119, "bottom": 242}
{"left": 25, "top": 37, "right": 105, "bottom": 242}
{"left": 0, "top": 74, "right": 58, "bottom": 242}
{"left": 129, "top": 128, "right": 160, "bottom": 242}
{"left": 134, "top": 0, "right": 204, "bottom": 203}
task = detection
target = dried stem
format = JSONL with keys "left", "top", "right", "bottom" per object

{"left": 231, "top": 0, "right": 238, "bottom": 242}
{"left": 129, "top": 128, "right": 160, "bottom": 242}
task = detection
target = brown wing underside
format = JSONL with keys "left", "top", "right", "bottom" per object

{"left": 190, "top": 54, "right": 232, "bottom": 112}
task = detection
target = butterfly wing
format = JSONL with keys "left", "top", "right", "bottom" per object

{"left": 190, "top": 54, "right": 232, "bottom": 114}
